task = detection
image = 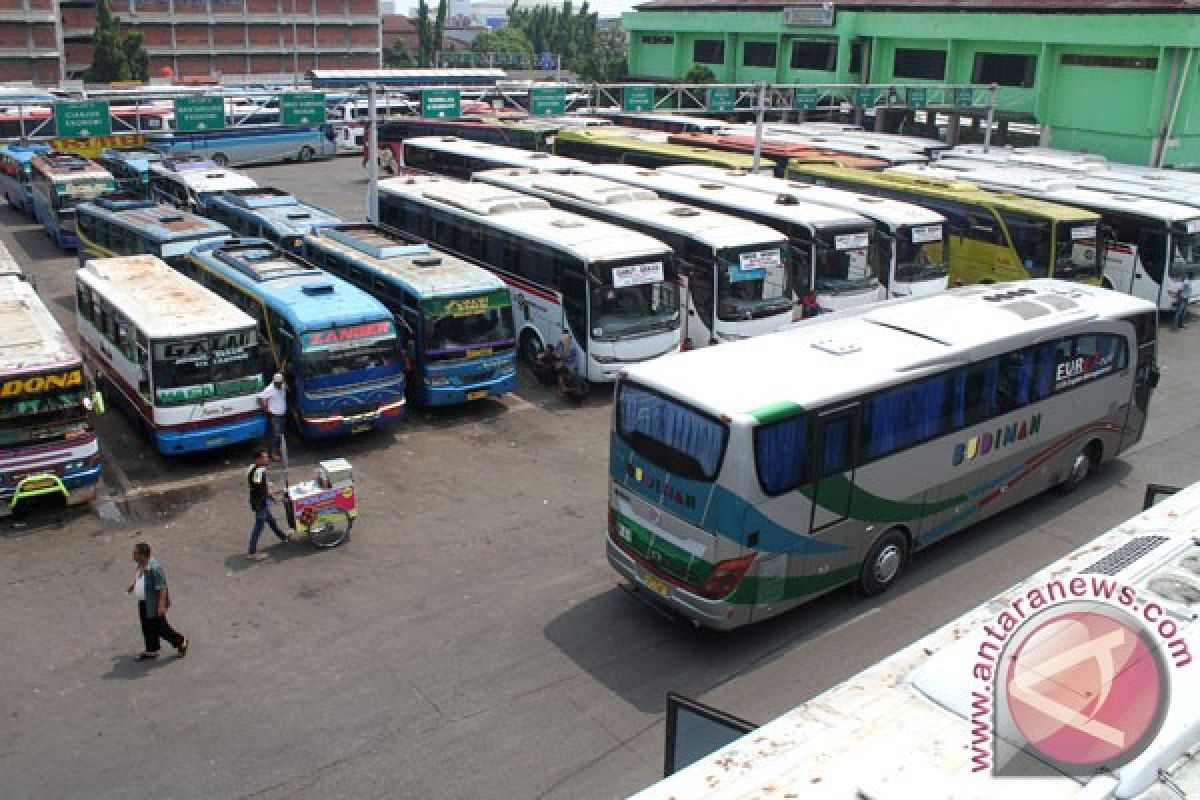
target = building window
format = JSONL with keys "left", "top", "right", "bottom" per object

{"left": 743, "top": 41, "right": 777, "bottom": 69}
{"left": 893, "top": 48, "right": 946, "bottom": 80}
{"left": 693, "top": 39, "right": 725, "bottom": 65}
{"left": 790, "top": 39, "right": 837, "bottom": 71}
{"left": 972, "top": 52, "right": 1037, "bottom": 88}
{"left": 1061, "top": 54, "right": 1159, "bottom": 70}
{"left": 849, "top": 41, "right": 863, "bottom": 73}
{"left": 641, "top": 35, "right": 674, "bottom": 45}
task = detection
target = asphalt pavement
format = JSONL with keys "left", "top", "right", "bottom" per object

{"left": 2, "top": 156, "right": 1199, "bottom": 800}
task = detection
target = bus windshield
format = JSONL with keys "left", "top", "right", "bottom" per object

{"left": 54, "top": 179, "right": 113, "bottom": 209}
{"left": 815, "top": 230, "right": 879, "bottom": 293}
{"left": 151, "top": 333, "right": 261, "bottom": 406}
{"left": 0, "top": 385, "right": 89, "bottom": 447}
{"left": 423, "top": 293, "right": 516, "bottom": 360}
{"left": 1000, "top": 211, "right": 1053, "bottom": 277}
{"left": 1054, "top": 221, "right": 1103, "bottom": 281}
{"left": 1169, "top": 232, "right": 1200, "bottom": 279}
{"left": 617, "top": 382, "right": 728, "bottom": 482}
{"left": 591, "top": 258, "right": 680, "bottom": 340}
{"left": 300, "top": 322, "right": 400, "bottom": 378}
{"left": 895, "top": 225, "right": 949, "bottom": 282}
{"left": 716, "top": 244, "right": 793, "bottom": 320}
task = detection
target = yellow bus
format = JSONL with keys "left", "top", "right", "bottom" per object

{"left": 553, "top": 129, "right": 776, "bottom": 174}
{"left": 787, "top": 164, "right": 1104, "bottom": 286}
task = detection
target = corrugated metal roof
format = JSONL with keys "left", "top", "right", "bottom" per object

{"left": 635, "top": 0, "right": 1200, "bottom": 11}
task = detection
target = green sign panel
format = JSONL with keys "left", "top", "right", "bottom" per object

{"left": 706, "top": 87, "right": 736, "bottom": 113}
{"left": 280, "top": 92, "right": 326, "bottom": 125}
{"left": 623, "top": 85, "right": 654, "bottom": 112}
{"left": 53, "top": 101, "right": 111, "bottom": 138}
{"left": 173, "top": 95, "right": 225, "bottom": 132}
{"left": 793, "top": 88, "right": 820, "bottom": 110}
{"left": 906, "top": 87, "right": 928, "bottom": 109}
{"left": 529, "top": 86, "right": 566, "bottom": 116}
{"left": 954, "top": 88, "right": 974, "bottom": 108}
{"left": 853, "top": 88, "right": 877, "bottom": 109}
{"left": 421, "top": 88, "right": 461, "bottom": 119}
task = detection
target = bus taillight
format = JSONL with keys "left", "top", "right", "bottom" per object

{"left": 698, "top": 554, "right": 756, "bottom": 600}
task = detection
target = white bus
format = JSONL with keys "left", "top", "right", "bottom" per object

{"left": 575, "top": 163, "right": 884, "bottom": 312}
{"left": 378, "top": 174, "right": 681, "bottom": 381}
{"left": 666, "top": 164, "right": 951, "bottom": 298}
{"left": 943, "top": 145, "right": 1200, "bottom": 192}
{"left": 724, "top": 123, "right": 931, "bottom": 166}
{"left": 608, "top": 280, "right": 1159, "bottom": 630}
{"left": 75, "top": 255, "right": 266, "bottom": 455}
{"left": 894, "top": 162, "right": 1200, "bottom": 311}
{"left": 474, "top": 168, "right": 795, "bottom": 347}
{"left": 148, "top": 156, "right": 258, "bottom": 214}
{"left": 760, "top": 122, "right": 950, "bottom": 158}
{"left": 634, "top": 480, "right": 1199, "bottom": 798}
{"left": 399, "top": 136, "right": 586, "bottom": 180}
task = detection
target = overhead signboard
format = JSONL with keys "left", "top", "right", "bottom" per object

{"left": 53, "top": 101, "right": 111, "bottom": 138}
{"left": 793, "top": 88, "right": 820, "bottom": 110}
{"left": 623, "top": 85, "right": 655, "bottom": 112}
{"left": 782, "top": 4, "right": 835, "bottom": 27}
{"left": 906, "top": 87, "right": 928, "bottom": 109}
{"left": 421, "top": 88, "right": 461, "bottom": 119}
{"left": 853, "top": 88, "right": 877, "bottom": 109}
{"left": 529, "top": 85, "right": 566, "bottom": 116}
{"left": 280, "top": 92, "right": 326, "bottom": 125}
{"left": 706, "top": 87, "right": 737, "bottom": 113}
{"left": 954, "top": 88, "right": 974, "bottom": 108}
{"left": 173, "top": 95, "right": 225, "bottom": 132}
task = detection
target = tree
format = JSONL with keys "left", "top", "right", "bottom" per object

{"left": 384, "top": 38, "right": 416, "bottom": 68}
{"left": 85, "top": 0, "right": 148, "bottom": 82}
{"left": 469, "top": 27, "right": 534, "bottom": 62}
{"left": 684, "top": 65, "right": 716, "bottom": 84}
{"left": 507, "top": 1, "right": 606, "bottom": 75}
{"left": 415, "top": 0, "right": 449, "bottom": 67}
{"left": 577, "top": 23, "right": 626, "bottom": 81}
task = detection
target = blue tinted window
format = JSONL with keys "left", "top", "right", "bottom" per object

{"left": 618, "top": 384, "right": 728, "bottom": 482}
{"left": 754, "top": 415, "right": 808, "bottom": 494}
{"left": 863, "top": 374, "right": 952, "bottom": 460}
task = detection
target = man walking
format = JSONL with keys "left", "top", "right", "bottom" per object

{"left": 128, "top": 542, "right": 187, "bottom": 661}
{"left": 1174, "top": 281, "right": 1192, "bottom": 330}
{"left": 257, "top": 371, "right": 288, "bottom": 461}
{"left": 247, "top": 449, "right": 290, "bottom": 561}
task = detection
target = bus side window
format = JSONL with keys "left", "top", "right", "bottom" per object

{"left": 1136, "top": 228, "right": 1166, "bottom": 285}
{"left": 754, "top": 414, "right": 810, "bottom": 495}
{"left": 76, "top": 283, "right": 93, "bottom": 322}
{"left": 961, "top": 359, "right": 1000, "bottom": 427}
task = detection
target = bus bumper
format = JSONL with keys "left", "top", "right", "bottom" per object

{"left": 606, "top": 535, "right": 747, "bottom": 631}
{"left": 422, "top": 373, "right": 516, "bottom": 406}
{"left": 155, "top": 415, "right": 267, "bottom": 454}
{"left": 297, "top": 398, "right": 406, "bottom": 439}
{"left": 1, "top": 464, "right": 101, "bottom": 514}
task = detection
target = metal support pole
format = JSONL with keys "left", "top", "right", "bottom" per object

{"left": 983, "top": 83, "right": 997, "bottom": 152}
{"left": 366, "top": 82, "right": 379, "bottom": 223}
{"left": 752, "top": 81, "right": 766, "bottom": 174}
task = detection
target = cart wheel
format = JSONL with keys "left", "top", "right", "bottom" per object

{"left": 307, "top": 508, "right": 352, "bottom": 548}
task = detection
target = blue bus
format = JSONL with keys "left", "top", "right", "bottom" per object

{"left": 147, "top": 125, "right": 337, "bottom": 168}
{"left": 181, "top": 239, "right": 407, "bottom": 437}
{"left": 29, "top": 152, "right": 116, "bottom": 250}
{"left": 0, "top": 143, "right": 52, "bottom": 216}
{"left": 96, "top": 146, "right": 165, "bottom": 197}
{"left": 206, "top": 187, "right": 342, "bottom": 254}
{"left": 76, "top": 194, "right": 232, "bottom": 268}
{"left": 304, "top": 223, "right": 518, "bottom": 406}
{"left": 148, "top": 156, "right": 259, "bottom": 214}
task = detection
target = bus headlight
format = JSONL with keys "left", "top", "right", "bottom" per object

{"left": 426, "top": 374, "right": 451, "bottom": 386}
{"left": 592, "top": 354, "right": 619, "bottom": 364}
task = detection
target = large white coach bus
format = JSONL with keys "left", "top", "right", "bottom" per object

{"left": 608, "top": 280, "right": 1160, "bottom": 630}
{"left": 633, "top": 479, "right": 1200, "bottom": 799}
{"left": 378, "top": 174, "right": 681, "bottom": 380}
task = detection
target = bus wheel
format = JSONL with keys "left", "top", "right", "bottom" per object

{"left": 379, "top": 149, "right": 399, "bottom": 176}
{"left": 298, "top": 146, "right": 315, "bottom": 162}
{"left": 520, "top": 330, "right": 544, "bottom": 366}
{"left": 859, "top": 529, "right": 908, "bottom": 597}
{"left": 1058, "top": 441, "right": 1101, "bottom": 495}
{"left": 211, "top": 152, "right": 230, "bottom": 167}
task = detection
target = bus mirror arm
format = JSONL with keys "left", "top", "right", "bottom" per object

{"left": 1140, "top": 365, "right": 1161, "bottom": 389}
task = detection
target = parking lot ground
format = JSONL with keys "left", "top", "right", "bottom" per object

{"left": 2, "top": 156, "right": 1199, "bottom": 800}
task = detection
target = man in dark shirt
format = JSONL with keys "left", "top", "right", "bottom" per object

{"left": 247, "top": 449, "right": 290, "bottom": 561}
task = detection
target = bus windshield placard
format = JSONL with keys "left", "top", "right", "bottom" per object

{"left": 422, "top": 291, "right": 510, "bottom": 318}
{"left": 912, "top": 225, "right": 943, "bottom": 243}
{"left": 611, "top": 261, "right": 665, "bottom": 288}
{"left": 0, "top": 368, "right": 84, "bottom": 399}
{"left": 835, "top": 233, "right": 870, "bottom": 251}
{"left": 302, "top": 320, "right": 395, "bottom": 350}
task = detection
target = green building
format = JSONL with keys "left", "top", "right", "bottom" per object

{"left": 623, "top": 0, "right": 1200, "bottom": 168}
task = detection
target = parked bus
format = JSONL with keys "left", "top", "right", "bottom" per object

{"left": 575, "top": 163, "right": 885, "bottom": 312}
{"left": 148, "top": 156, "right": 258, "bottom": 214}
{"left": 893, "top": 162, "right": 1200, "bottom": 311}
{"left": 667, "top": 132, "right": 889, "bottom": 173}
{"left": 147, "top": 125, "right": 336, "bottom": 168}
{"left": 75, "top": 255, "right": 266, "bottom": 454}
{"left": 476, "top": 168, "right": 794, "bottom": 346}
{"left": 398, "top": 136, "right": 585, "bottom": 179}
{"left": 633, "top": 480, "right": 1198, "bottom": 797}
{"left": 727, "top": 125, "right": 931, "bottom": 167}
{"left": 609, "top": 280, "right": 1159, "bottom": 630}
{"left": 0, "top": 275, "right": 102, "bottom": 515}
{"left": 554, "top": 129, "right": 775, "bottom": 173}
{"left": 96, "top": 146, "right": 164, "bottom": 197}
{"left": 0, "top": 142, "right": 52, "bottom": 216}
{"left": 76, "top": 194, "right": 232, "bottom": 268}
{"left": 762, "top": 122, "right": 949, "bottom": 158}
{"left": 788, "top": 164, "right": 1105, "bottom": 287}
{"left": 181, "top": 239, "right": 407, "bottom": 437}
{"left": 579, "top": 111, "right": 728, "bottom": 134}
{"left": 378, "top": 174, "right": 681, "bottom": 380}
{"left": 372, "top": 118, "right": 557, "bottom": 174}
{"left": 303, "top": 223, "right": 518, "bottom": 405}
{"left": 667, "top": 165, "right": 950, "bottom": 298}
{"left": 205, "top": 188, "right": 342, "bottom": 254}
{"left": 29, "top": 152, "right": 116, "bottom": 250}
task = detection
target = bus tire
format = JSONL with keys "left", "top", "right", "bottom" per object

{"left": 379, "top": 149, "right": 399, "bottom": 176}
{"left": 520, "top": 330, "right": 544, "bottom": 366}
{"left": 1058, "top": 441, "right": 1102, "bottom": 495}
{"left": 298, "top": 146, "right": 315, "bottom": 162}
{"left": 211, "top": 152, "right": 230, "bottom": 167}
{"left": 859, "top": 529, "right": 908, "bottom": 597}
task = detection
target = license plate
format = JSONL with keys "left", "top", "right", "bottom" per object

{"left": 205, "top": 436, "right": 227, "bottom": 447}
{"left": 21, "top": 477, "right": 56, "bottom": 491}
{"left": 466, "top": 389, "right": 489, "bottom": 401}
{"left": 641, "top": 572, "right": 670, "bottom": 598}
{"left": 352, "top": 423, "right": 371, "bottom": 434}
{"left": 466, "top": 348, "right": 492, "bottom": 359}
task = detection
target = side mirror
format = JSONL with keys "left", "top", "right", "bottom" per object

{"left": 1144, "top": 365, "right": 1161, "bottom": 389}
{"left": 90, "top": 390, "right": 106, "bottom": 415}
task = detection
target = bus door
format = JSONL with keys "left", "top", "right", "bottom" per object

{"left": 680, "top": 246, "right": 715, "bottom": 347}
{"left": 808, "top": 404, "right": 860, "bottom": 536}
{"left": 1122, "top": 313, "right": 1158, "bottom": 450}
